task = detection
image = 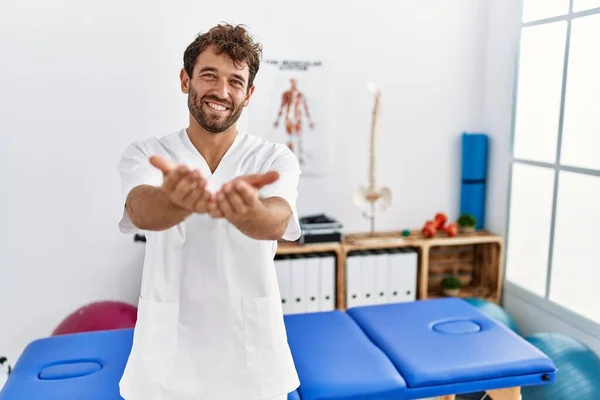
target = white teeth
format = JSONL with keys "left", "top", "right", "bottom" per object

{"left": 208, "top": 102, "right": 227, "bottom": 111}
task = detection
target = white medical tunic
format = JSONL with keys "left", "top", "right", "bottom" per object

{"left": 117, "top": 129, "right": 302, "bottom": 400}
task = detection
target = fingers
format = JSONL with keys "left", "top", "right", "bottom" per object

{"left": 167, "top": 170, "right": 195, "bottom": 209}
{"left": 192, "top": 181, "right": 213, "bottom": 214}
{"left": 173, "top": 170, "right": 197, "bottom": 199}
{"left": 240, "top": 171, "right": 280, "bottom": 189}
{"left": 259, "top": 171, "right": 280, "bottom": 187}
{"left": 205, "top": 172, "right": 270, "bottom": 222}
{"left": 233, "top": 180, "right": 258, "bottom": 206}
{"left": 149, "top": 155, "right": 176, "bottom": 174}
{"left": 185, "top": 181, "right": 206, "bottom": 205}
{"left": 161, "top": 167, "right": 210, "bottom": 211}
{"left": 150, "top": 156, "right": 194, "bottom": 194}
{"left": 214, "top": 190, "right": 233, "bottom": 219}
{"left": 207, "top": 198, "right": 223, "bottom": 218}
{"left": 178, "top": 171, "right": 206, "bottom": 206}
{"left": 222, "top": 182, "right": 249, "bottom": 215}
{"left": 163, "top": 165, "right": 192, "bottom": 192}
{"left": 210, "top": 180, "right": 259, "bottom": 222}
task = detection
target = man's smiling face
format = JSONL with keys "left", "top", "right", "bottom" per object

{"left": 182, "top": 45, "right": 254, "bottom": 134}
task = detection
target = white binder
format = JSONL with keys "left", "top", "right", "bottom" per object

{"left": 388, "top": 248, "right": 404, "bottom": 303}
{"left": 360, "top": 250, "right": 378, "bottom": 306}
{"left": 304, "top": 253, "right": 321, "bottom": 313}
{"left": 319, "top": 252, "right": 336, "bottom": 311}
{"left": 387, "top": 248, "right": 418, "bottom": 303}
{"left": 373, "top": 249, "right": 390, "bottom": 304}
{"left": 290, "top": 254, "right": 307, "bottom": 314}
{"left": 399, "top": 248, "right": 418, "bottom": 302}
{"left": 275, "top": 254, "right": 293, "bottom": 314}
{"left": 346, "top": 251, "right": 362, "bottom": 308}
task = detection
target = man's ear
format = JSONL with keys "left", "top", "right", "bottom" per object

{"left": 244, "top": 85, "right": 256, "bottom": 107}
{"left": 180, "top": 68, "right": 190, "bottom": 94}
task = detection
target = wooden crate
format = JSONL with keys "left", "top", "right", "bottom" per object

{"left": 420, "top": 233, "right": 504, "bottom": 303}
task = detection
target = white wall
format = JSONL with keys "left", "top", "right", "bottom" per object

{"left": 0, "top": 0, "right": 491, "bottom": 364}
{"left": 482, "top": 0, "right": 522, "bottom": 236}
{"left": 291, "top": 1, "right": 490, "bottom": 232}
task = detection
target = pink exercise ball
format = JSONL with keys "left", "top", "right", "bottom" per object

{"left": 52, "top": 301, "right": 138, "bottom": 336}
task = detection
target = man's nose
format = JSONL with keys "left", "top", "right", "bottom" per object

{"left": 213, "top": 79, "right": 228, "bottom": 101}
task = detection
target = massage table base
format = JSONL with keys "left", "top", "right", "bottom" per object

{"left": 441, "top": 386, "right": 521, "bottom": 400}
{"left": 487, "top": 387, "right": 522, "bottom": 400}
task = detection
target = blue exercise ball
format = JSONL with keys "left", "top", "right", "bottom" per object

{"left": 523, "top": 332, "right": 600, "bottom": 400}
{"left": 463, "top": 297, "right": 520, "bottom": 335}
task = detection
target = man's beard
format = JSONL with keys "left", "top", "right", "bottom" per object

{"left": 188, "top": 87, "right": 244, "bottom": 134}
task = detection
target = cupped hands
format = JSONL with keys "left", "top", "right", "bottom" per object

{"left": 149, "top": 155, "right": 279, "bottom": 222}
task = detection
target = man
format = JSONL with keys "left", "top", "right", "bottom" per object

{"left": 117, "top": 23, "right": 301, "bottom": 400}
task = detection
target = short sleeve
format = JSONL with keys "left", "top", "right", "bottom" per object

{"left": 259, "top": 145, "right": 302, "bottom": 241}
{"left": 117, "top": 141, "right": 163, "bottom": 234}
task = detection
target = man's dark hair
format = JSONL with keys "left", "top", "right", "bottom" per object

{"left": 183, "top": 23, "right": 263, "bottom": 90}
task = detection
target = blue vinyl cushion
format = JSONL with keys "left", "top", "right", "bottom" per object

{"left": 1, "top": 300, "right": 557, "bottom": 400}
{"left": 1, "top": 327, "right": 305, "bottom": 400}
{"left": 287, "top": 389, "right": 301, "bottom": 400}
{"left": 38, "top": 361, "right": 103, "bottom": 380}
{"left": 347, "top": 298, "right": 557, "bottom": 397}
{"left": 284, "top": 310, "right": 406, "bottom": 400}
{"left": 0, "top": 328, "right": 133, "bottom": 400}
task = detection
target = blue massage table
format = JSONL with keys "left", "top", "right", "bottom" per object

{"left": 0, "top": 298, "right": 556, "bottom": 400}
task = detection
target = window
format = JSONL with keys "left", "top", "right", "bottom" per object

{"left": 561, "top": 13, "right": 600, "bottom": 170}
{"left": 573, "top": 0, "right": 600, "bottom": 12}
{"left": 521, "top": 0, "right": 569, "bottom": 23}
{"left": 550, "top": 171, "right": 600, "bottom": 323}
{"left": 506, "top": 1, "right": 600, "bottom": 326}
{"left": 506, "top": 164, "right": 554, "bottom": 297}
{"left": 512, "top": 21, "right": 567, "bottom": 164}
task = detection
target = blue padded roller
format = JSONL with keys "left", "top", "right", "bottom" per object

{"left": 461, "top": 132, "right": 488, "bottom": 182}
{"left": 460, "top": 132, "right": 488, "bottom": 230}
{"left": 284, "top": 310, "right": 406, "bottom": 400}
{"left": 347, "top": 298, "right": 557, "bottom": 399}
{"left": 0, "top": 328, "right": 133, "bottom": 399}
{"left": 460, "top": 182, "right": 486, "bottom": 230}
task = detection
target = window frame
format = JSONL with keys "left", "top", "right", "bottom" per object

{"left": 504, "top": 0, "right": 600, "bottom": 331}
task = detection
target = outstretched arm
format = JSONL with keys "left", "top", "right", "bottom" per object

{"left": 125, "top": 185, "right": 191, "bottom": 231}
{"left": 208, "top": 178, "right": 292, "bottom": 240}
{"left": 209, "top": 147, "right": 302, "bottom": 241}
{"left": 124, "top": 156, "right": 212, "bottom": 231}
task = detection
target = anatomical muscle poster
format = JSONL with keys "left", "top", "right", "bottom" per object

{"left": 247, "top": 58, "right": 331, "bottom": 177}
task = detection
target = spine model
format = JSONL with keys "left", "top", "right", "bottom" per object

{"left": 353, "top": 83, "right": 393, "bottom": 233}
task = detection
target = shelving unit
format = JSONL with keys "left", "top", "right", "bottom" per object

{"left": 276, "top": 230, "right": 504, "bottom": 310}
{"left": 274, "top": 241, "right": 345, "bottom": 309}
